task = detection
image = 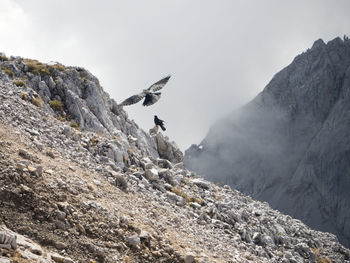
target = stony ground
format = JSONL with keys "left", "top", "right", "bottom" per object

{"left": 1, "top": 57, "right": 350, "bottom": 263}
{"left": 0, "top": 95, "right": 244, "bottom": 262}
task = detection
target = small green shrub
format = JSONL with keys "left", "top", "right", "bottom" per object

{"left": 49, "top": 63, "right": 65, "bottom": 71}
{"left": 1, "top": 66, "right": 14, "bottom": 78}
{"left": 24, "top": 58, "right": 66, "bottom": 76}
{"left": 0, "top": 55, "right": 8, "bottom": 61}
{"left": 70, "top": 122, "right": 80, "bottom": 129}
{"left": 13, "top": 80, "right": 26, "bottom": 87}
{"left": 24, "top": 59, "right": 50, "bottom": 76}
{"left": 24, "top": 59, "right": 42, "bottom": 75}
{"left": 39, "top": 67, "right": 50, "bottom": 75}
{"left": 49, "top": 100, "right": 63, "bottom": 111}
{"left": 57, "top": 114, "right": 65, "bottom": 121}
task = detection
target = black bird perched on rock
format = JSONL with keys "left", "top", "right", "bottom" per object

{"left": 154, "top": 115, "right": 166, "bottom": 131}
{"left": 120, "top": 75, "right": 171, "bottom": 106}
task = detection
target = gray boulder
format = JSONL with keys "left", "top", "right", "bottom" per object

{"left": 154, "top": 132, "right": 183, "bottom": 163}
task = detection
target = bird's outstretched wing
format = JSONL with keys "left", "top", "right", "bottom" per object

{"left": 143, "top": 92, "right": 161, "bottom": 106}
{"left": 120, "top": 93, "right": 145, "bottom": 106}
{"left": 148, "top": 75, "right": 171, "bottom": 92}
{"left": 120, "top": 75, "right": 170, "bottom": 106}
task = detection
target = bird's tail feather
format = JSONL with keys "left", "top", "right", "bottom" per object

{"left": 160, "top": 124, "right": 166, "bottom": 131}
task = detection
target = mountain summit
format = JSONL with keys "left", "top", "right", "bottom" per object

{"left": 185, "top": 36, "right": 350, "bottom": 248}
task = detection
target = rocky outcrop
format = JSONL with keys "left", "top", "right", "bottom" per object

{"left": 185, "top": 36, "right": 350, "bottom": 248}
{"left": 153, "top": 132, "right": 183, "bottom": 163}
{"left": 0, "top": 54, "right": 182, "bottom": 166}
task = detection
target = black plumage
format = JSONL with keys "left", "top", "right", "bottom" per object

{"left": 120, "top": 75, "right": 171, "bottom": 106}
{"left": 154, "top": 115, "right": 166, "bottom": 131}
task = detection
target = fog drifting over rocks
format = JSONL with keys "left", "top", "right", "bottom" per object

{"left": 185, "top": 37, "right": 350, "bottom": 248}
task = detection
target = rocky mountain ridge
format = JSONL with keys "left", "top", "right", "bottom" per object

{"left": 184, "top": 37, "right": 350, "bottom": 248}
{"left": 0, "top": 53, "right": 349, "bottom": 262}
{"left": 0, "top": 54, "right": 182, "bottom": 165}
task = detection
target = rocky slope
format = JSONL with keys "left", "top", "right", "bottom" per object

{"left": 0, "top": 53, "right": 349, "bottom": 263}
{"left": 184, "top": 36, "right": 350, "bottom": 248}
{"left": 0, "top": 54, "right": 182, "bottom": 165}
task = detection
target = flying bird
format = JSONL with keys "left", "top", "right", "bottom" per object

{"left": 154, "top": 115, "right": 166, "bottom": 131}
{"left": 120, "top": 75, "right": 171, "bottom": 106}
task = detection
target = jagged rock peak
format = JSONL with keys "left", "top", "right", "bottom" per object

{"left": 0, "top": 53, "right": 183, "bottom": 167}
{"left": 184, "top": 36, "right": 350, "bottom": 248}
{"left": 311, "top": 38, "right": 326, "bottom": 49}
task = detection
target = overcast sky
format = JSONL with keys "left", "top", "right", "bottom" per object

{"left": 1, "top": 0, "right": 349, "bottom": 150}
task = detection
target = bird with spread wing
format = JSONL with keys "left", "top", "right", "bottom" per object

{"left": 119, "top": 75, "right": 171, "bottom": 106}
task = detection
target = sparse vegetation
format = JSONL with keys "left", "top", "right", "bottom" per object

{"left": 57, "top": 114, "right": 65, "bottom": 122}
{"left": 70, "top": 122, "right": 80, "bottom": 130}
{"left": 51, "top": 63, "right": 65, "bottom": 71}
{"left": 32, "top": 96, "right": 44, "bottom": 108}
{"left": 0, "top": 54, "right": 8, "bottom": 61}
{"left": 1, "top": 66, "right": 14, "bottom": 78}
{"left": 245, "top": 255, "right": 254, "bottom": 260}
{"left": 191, "top": 196, "right": 204, "bottom": 206}
{"left": 123, "top": 155, "right": 128, "bottom": 165}
{"left": 124, "top": 256, "right": 132, "bottom": 263}
{"left": 316, "top": 257, "right": 331, "bottom": 263}
{"left": 171, "top": 187, "right": 191, "bottom": 203}
{"left": 171, "top": 187, "right": 204, "bottom": 206}
{"left": 20, "top": 92, "right": 28, "bottom": 101}
{"left": 9, "top": 251, "right": 31, "bottom": 263}
{"left": 24, "top": 59, "right": 50, "bottom": 75}
{"left": 49, "top": 100, "right": 64, "bottom": 111}
{"left": 312, "top": 248, "right": 332, "bottom": 263}
{"left": 312, "top": 248, "right": 320, "bottom": 255}
{"left": 24, "top": 59, "right": 65, "bottom": 76}
{"left": 13, "top": 80, "right": 26, "bottom": 87}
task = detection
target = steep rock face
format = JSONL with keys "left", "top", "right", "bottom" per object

{"left": 185, "top": 37, "right": 350, "bottom": 247}
{"left": 0, "top": 55, "right": 183, "bottom": 166}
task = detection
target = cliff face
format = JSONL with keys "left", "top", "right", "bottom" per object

{"left": 185, "top": 37, "right": 350, "bottom": 248}
{"left": 0, "top": 55, "right": 183, "bottom": 165}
